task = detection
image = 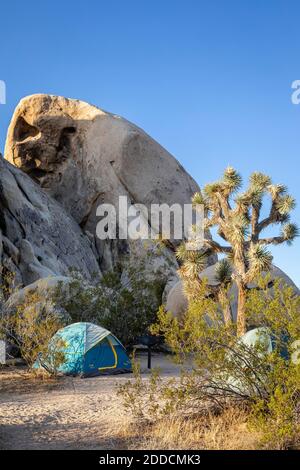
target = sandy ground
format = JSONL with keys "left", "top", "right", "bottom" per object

{"left": 0, "top": 352, "right": 182, "bottom": 450}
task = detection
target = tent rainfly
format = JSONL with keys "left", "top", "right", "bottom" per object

{"left": 34, "top": 322, "right": 132, "bottom": 377}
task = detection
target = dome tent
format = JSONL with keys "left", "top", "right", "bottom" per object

{"left": 224, "top": 327, "right": 291, "bottom": 396}
{"left": 34, "top": 322, "right": 132, "bottom": 377}
{"left": 238, "top": 327, "right": 290, "bottom": 360}
{"left": 239, "top": 327, "right": 273, "bottom": 353}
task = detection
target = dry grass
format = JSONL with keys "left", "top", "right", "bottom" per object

{"left": 0, "top": 366, "right": 67, "bottom": 395}
{"left": 113, "top": 407, "right": 261, "bottom": 450}
{"left": 202, "top": 407, "right": 260, "bottom": 450}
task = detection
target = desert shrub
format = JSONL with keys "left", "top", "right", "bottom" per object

{"left": 0, "top": 291, "right": 65, "bottom": 373}
{"left": 54, "top": 262, "right": 165, "bottom": 347}
{"left": 249, "top": 360, "right": 300, "bottom": 449}
{"left": 119, "top": 276, "right": 300, "bottom": 449}
{"left": 245, "top": 275, "right": 300, "bottom": 448}
{"left": 0, "top": 270, "right": 17, "bottom": 299}
{"left": 117, "top": 358, "right": 170, "bottom": 420}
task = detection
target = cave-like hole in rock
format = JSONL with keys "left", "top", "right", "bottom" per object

{"left": 14, "top": 116, "right": 40, "bottom": 142}
{"left": 57, "top": 127, "right": 77, "bottom": 154}
{"left": 27, "top": 168, "right": 50, "bottom": 181}
{"left": 63, "top": 127, "right": 76, "bottom": 134}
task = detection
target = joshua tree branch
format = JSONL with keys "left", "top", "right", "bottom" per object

{"left": 204, "top": 217, "right": 217, "bottom": 229}
{"left": 251, "top": 205, "right": 260, "bottom": 240}
{"left": 257, "top": 202, "right": 280, "bottom": 233}
{"left": 217, "top": 228, "right": 228, "bottom": 242}
{"left": 203, "top": 239, "right": 232, "bottom": 254}
{"left": 216, "top": 193, "right": 231, "bottom": 218}
{"left": 259, "top": 236, "right": 285, "bottom": 246}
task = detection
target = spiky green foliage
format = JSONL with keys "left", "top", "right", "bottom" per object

{"left": 214, "top": 259, "right": 234, "bottom": 326}
{"left": 223, "top": 166, "right": 243, "bottom": 192}
{"left": 281, "top": 223, "right": 299, "bottom": 245}
{"left": 250, "top": 172, "right": 271, "bottom": 190}
{"left": 176, "top": 243, "right": 208, "bottom": 279}
{"left": 268, "top": 184, "right": 287, "bottom": 199}
{"left": 226, "top": 213, "right": 250, "bottom": 244}
{"left": 248, "top": 244, "right": 273, "bottom": 274}
{"left": 191, "top": 191, "right": 207, "bottom": 209}
{"left": 203, "top": 182, "right": 221, "bottom": 197}
{"left": 275, "top": 195, "right": 296, "bottom": 215}
{"left": 215, "top": 258, "right": 232, "bottom": 285}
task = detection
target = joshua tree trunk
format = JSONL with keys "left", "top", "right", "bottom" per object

{"left": 223, "top": 300, "right": 233, "bottom": 327}
{"left": 236, "top": 281, "right": 247, "bottom": 337}
{"left": 218, "top": 289, "right": 233, "bottom": 326}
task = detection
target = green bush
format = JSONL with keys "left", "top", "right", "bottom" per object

{"left": 0, "top": 290, "right": 65, "bottom": 373}
{"left": 54, "top": 264, "right": 165, "bottom": 347}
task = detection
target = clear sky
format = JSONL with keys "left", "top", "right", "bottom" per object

{"left": 0, "top": 0, "right": 299, "bottom": 285}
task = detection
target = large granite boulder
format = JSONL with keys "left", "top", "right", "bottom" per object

{"left": 0, "top": 158, "right": 101, "bottom": 287}
{"left": 166, "top": 264, "right": 300, "bottom": 319}
{"left": 3, "top": 276, "right": 73, "bottom": 323}
{"left": 4, "top": 94, "right": 215, "bottom": 277}
{"left": 4, "top": 94, "right": 199, "bottom": 225}
{"left": 165, "top": 280, "right": 188, "bottom": 318}
{"left": 5, "top": 276, "right": 72, "bottom": 308}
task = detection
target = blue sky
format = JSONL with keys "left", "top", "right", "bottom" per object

{"left": 0, "top": 0, "right": 299, "bottom": 285}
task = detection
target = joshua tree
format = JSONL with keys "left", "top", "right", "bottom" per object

{"left": 186, "top": 167, "right": 298, "bottom": 336}
{"left": 214, "top": 258, "right": 233, "bottom": 326}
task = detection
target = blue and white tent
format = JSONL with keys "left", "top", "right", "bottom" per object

{"left": 238, "top": 327, "right": 290, "bottom": 360}
{"left": 35, "top": 322, "right": 132, "bottom": 377}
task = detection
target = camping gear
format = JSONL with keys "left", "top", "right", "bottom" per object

{"left": 238, "top": 327, "right": 289, "bottom": 360}
{"left": 238, "top": 327, "right": 273, "bottom": 353}
{"left": 34, "top": 322, "right": 132, "bottom": 377}
{"left": 291, "top": 340, "right": 300, "bottom": 364}
{"left": 224, "top": 327, "right": 291, "bottom": 396}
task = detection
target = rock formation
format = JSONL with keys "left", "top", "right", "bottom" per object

{"left": 3, "top": 94, "right": 217, "bottom": 297}
{"left": 166, "top": 263, "right": 300, "bottom": 319}
{"left": 0, "top": 157, "right": 101, "bottom": 287}
{"left": 1, "top": 94, "right": 218, "bottom": 303}
{"left": 4, "top": 94, "right": 204, "bottom": 273}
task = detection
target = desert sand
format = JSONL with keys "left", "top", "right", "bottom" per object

{"left": 0, "top": 352, "right": 181, "bottom": 450}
